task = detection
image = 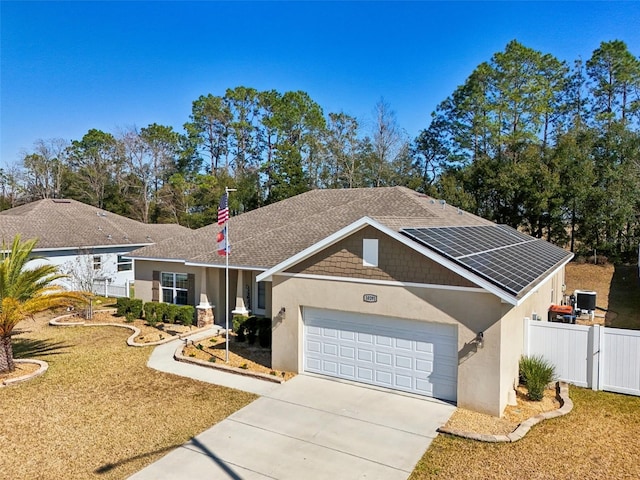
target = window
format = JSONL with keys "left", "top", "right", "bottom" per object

{"left": 117, "top": 255, "right": 132, "bottom": 272}
{"left": 93, "top": 256, "right": 102, "bottom": 270}
{"left": 362, "top": 239, "right": 378, "bottom": 267}
{"left": 257, "top": 282, "right": 266, "bottom": 311}
{"left": 161, "top": 272, "right": 189, "bottom": 305}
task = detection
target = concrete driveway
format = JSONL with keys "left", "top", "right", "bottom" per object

{"left": 129, "top": 375, "right": 455, "bottom": 480}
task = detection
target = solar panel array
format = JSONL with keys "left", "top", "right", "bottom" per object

{"left": 401, "top": 225, "right": 572, "bottom": 297}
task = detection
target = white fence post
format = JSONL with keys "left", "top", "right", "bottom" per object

{"left": 126, "top": 279, "right": 130, "bottom": 298}
{"left": 591, "top": 324, "right": 601, "bottom": 391}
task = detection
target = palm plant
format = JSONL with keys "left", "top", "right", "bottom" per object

{"left": 0, "top": 235, "right": 86, "bottom": 373}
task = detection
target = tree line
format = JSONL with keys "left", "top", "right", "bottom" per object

{"left": 2, "top": 40, "right": 639, "bottom": 262}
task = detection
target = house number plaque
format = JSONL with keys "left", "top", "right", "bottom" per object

{"left": 363, "top": 294, "right": 378, "bottom": 303}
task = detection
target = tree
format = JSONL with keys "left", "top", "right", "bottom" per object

{"left": 21, "top": 138, "right": 69, "bottom": 200}
{"left": 184, "top": 94, "right": 231, "bottom": 175}
{"left": 586, "top": 40, "right": 640, "bottom": 126}
{"left": 65, "top": 129, "right": 123, "bottom": 209}
{"left": 0, "top": 236, "right": 85, "bottom": 373}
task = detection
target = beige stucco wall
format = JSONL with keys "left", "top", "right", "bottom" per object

{"left": 498, "top": 267, "right": 566, "bottom": 413}
{"left": 271, "top": 274, "right": 508, "bottom": 415}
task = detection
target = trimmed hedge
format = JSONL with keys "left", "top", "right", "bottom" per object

{"left": 143, "top": 301, "right": 195, "bottom": 327}
{"left": 116, "top": 298, "right": 143, "bottom": 319}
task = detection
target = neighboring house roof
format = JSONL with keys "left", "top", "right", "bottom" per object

{"left": 0, "top": 198, "right": 188, "bottom": 250}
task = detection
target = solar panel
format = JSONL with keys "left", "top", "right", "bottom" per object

{"left": 401, "top": 225, "right": 572, "bottom": 298}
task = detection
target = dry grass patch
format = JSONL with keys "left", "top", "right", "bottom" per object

{"left": 565, "top": 263, "right": 640, "bottom": 329}
{"left": 184, "top": 335, "right": 296, "bottom": 380}
{"left": 412, "top": 387, "right": 640, "bottom": 479}
{"left": 0, "top": 314, "right": 257, "bottom": 480}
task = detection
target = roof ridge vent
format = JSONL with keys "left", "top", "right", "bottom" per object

{"left": 439, "top": 199, "right": 446, "bottom": 209}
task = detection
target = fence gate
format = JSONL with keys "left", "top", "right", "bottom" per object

{"left": 524, "top": 319, "right": 640, "bottom": 396}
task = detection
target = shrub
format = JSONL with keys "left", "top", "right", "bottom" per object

{"left": 144, "top": 302, "right": 158, "bottom": 324}
{"left": 258, "top": 317, "right": 272, "bottom": 348}
{"left": 116, "top": 297, "right": 131, "bottom": 317}
{"left": 117, "top": 297, "right": 144, "bottom": 319}
{"left": 154, "top": 303, "right": 169, "bottom": 323}
{"left": 177, "top": 306, "right": 195, "bottom": 326}
{"left": 245, "top": 316, "right": 258, "bottom": 345}
{"left": 233, "top": 315, "right": 249, "bottom": 342}
{"left": 519, "top": 355, "right": 556, "bottom": 401}
{"left": 129, "top": 299, "right": 143, "bottom": 319}
{"left": 124, "top": 312, "right": 135, "bottom": 323}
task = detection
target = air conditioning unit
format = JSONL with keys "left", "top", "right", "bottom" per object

{"left": 574, "top": 290, "right": 596, "bottom": 313}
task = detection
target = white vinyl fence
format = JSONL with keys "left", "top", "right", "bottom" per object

{"left": 524, "top": 319, "right": 640, "bottom": 396}
{"left": 91, "top": 279, "right": 131, "bottom": 298}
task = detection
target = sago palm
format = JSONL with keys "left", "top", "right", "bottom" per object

{"left": 0, "top": 235, "right": 86, "bottom": 373}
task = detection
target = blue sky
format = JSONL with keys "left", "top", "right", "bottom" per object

{"left": 2, "top": 1, "right": 639, "bottom": 166}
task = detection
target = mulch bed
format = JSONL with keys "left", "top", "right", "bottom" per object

{"left": 443, "top": 386, "right": 560, "bottom": 436}
{"left": 183, "top": 335, "right": 296, "bottom": 380}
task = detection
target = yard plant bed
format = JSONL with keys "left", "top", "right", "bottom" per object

{"left": 182, "top": 335, "right": 296, "bottom": 380}
{"left": 443, "top": 385, "right": 560, "bottom": 436}
{"left": 413, "top": 387, "right": 640, "bottom": 479}
{"left": 56, "top": 310, "right": 202, "bottom": 343}
{"left": 1, "top": 313, "right": 256, "bottom": 480}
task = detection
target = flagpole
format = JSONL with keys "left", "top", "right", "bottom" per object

{"left": 224, "top": 187, "right": 236, "bottom": 363}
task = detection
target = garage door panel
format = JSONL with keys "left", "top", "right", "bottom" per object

{"left": 339, "top": 364, "right": 355, "bottom": 377}
{"left": 357, "top": 367, "right": 374, "bottom": 382}
{"left": 357, "top": 349, "right": 374, "bottom": 363}
{"left": 375, "top": 351, "right": 393, "bottom": 366}
{"left": 375, "top": 370, "right": 393, "bottom": 386}
{"left": 322, "top": 360, "right": 338, "bottom": 374}
{"left": 323, "top": 343, "right": 338, "bottom": 356}
{"left": 395, "top": 355, "right": 412, "bottom": 369}
{"left": 304, "top": 308, "right": 458, "bottom": 402}
{"left": 340, "top": 345, "right": 355, "bottom": 359}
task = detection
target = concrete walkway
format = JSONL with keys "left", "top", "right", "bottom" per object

{"left": 132, "top": 332, "right": 455, "bottom": 480}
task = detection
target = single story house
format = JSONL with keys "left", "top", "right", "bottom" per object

{"left": 0, "top": 198, "right": 188, "bottom": 294}
{"left": 128, "top": 187, "right": 573, "bottom": 416}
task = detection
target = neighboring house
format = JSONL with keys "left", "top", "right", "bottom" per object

{"left": 0, "top": 198, "right": 188, "bottom": 294}
{"left": 129, "top": 187, "right": 572, "bottom": 416}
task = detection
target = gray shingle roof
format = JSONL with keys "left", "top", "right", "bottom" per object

{"left": 129, "top": 187, "right": 494, "bottom": 268}
{"left": 0, "top": 199, "right": 188, "bottom": 250}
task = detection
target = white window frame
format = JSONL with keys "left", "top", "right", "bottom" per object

{"left": 362, "top": 238, "right": 379, "bottom": 267}
{"left": 117, "top": 255, "right": 132, "bottom": 272}
{"left": 252, "top": 272, "right": 266, "bottom": 315}
{"left": 93, "top": 255, "right": 102, "bottom": 271}
{"left": 161, "top": 272, "right": 189, "bottom": 305}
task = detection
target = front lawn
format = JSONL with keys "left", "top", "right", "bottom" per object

{"left": 412, "top": 387, "right": 640, "bottom": 479}
{"left": 0, "top": 314, "right": 257, "bottom": 480}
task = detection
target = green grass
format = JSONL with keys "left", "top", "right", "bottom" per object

{"left": 607, "top": 265, "right": 640, "bottom": 329}
{"left": 1, "top": 317, "right": 257, "bottom": 480}
{"left": 411, "top": 387, "right": 640, "bottom": 479}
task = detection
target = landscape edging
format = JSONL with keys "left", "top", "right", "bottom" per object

{"left": 437, "top": 382, "right": 572, "bottom": 442}
{"left": 1, "top": 359, "right": 48, "bottom": 387}
{"left": 49, "top": 313, "right": 210, "bottom": 347}
{"left": 174, "top": 343, "right": 284, "bottom": 384}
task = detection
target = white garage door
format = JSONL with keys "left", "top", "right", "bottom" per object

{"left": 304, "top": 307, "right": 458, "bottom": 402}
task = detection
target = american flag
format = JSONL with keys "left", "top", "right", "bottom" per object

{"left": 217, "top": 193, "right": 229, "bottom": 225}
